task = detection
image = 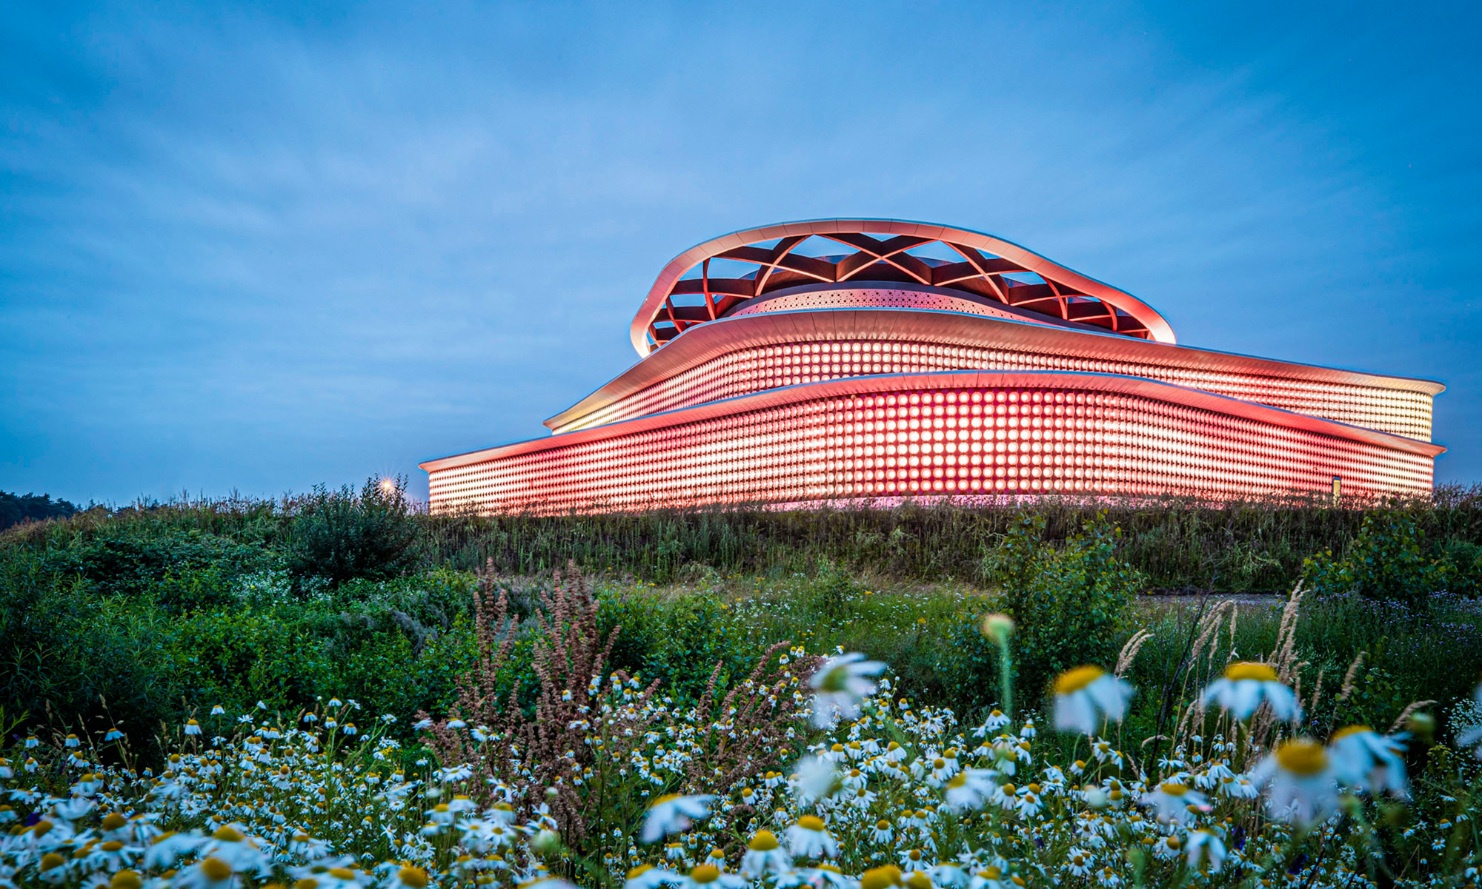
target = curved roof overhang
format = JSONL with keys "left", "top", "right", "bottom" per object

{"left": 554, "top": 307, "right": 1444, "bottom": 433}
{"left": 423, "top": 369, "right": 1444, "bottom": 474}
{"left": 630, "top": 219, "right": 1177, "bottom": 355}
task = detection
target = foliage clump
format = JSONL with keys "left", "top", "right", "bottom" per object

{"left": 1304, "top": 511, "right": 1455, "bottom": 608}
{"left": 981, "top": 512, "right": 1142, "bottom": 695}
{"left": 285, "top": 476, "right": 419, "bottom": 586}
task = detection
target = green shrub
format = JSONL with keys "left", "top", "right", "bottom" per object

{"left": 0, "top": 552, "right": 182, "bottom": 741}
{"left": 982, "top": 513, "right": 1142, "bottom": 700}
{"left": 1303, "top": 512, "right": 1451, "bottom": 608}
{"left": 285, "top": 477, "right": 418, "bottom": 586}
{"left": 598, "top": 586, "right": 753, "bottom": 702}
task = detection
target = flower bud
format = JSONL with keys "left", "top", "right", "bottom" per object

{"left": 531, "top": 829, "right": 562, "bottom": 855}
{"left": 980, "top": 613, "right": 1015, "bottom": 644}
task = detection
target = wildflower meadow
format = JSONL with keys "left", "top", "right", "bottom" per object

{"left": 3, "top": 486, "right": 1482, "bottom": 888}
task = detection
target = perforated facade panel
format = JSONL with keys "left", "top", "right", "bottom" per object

{"left": 422, "top": 221, "right": 1444, "bottom": 514}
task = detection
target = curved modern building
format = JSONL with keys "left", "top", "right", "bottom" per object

{"left": 423, "top": 220, "right": 1444, "bottom": 514}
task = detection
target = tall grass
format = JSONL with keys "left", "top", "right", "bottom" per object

{"left": 419, "top": 485, "right": 1482, "bottom": 589}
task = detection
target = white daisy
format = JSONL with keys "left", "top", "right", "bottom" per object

{"left": 1329, "top": 726, "right": 1408, "bottom": 797}
{"left": 740, "top": 830, "right": 791, "bottom": 878}
{"left": 791, "top": 756, "right": 842, "bottom": 807}
{"left": 809, "top": 652, "right": 886, "bottom": 728}
{"left": 1140, "top": 782, "right": 1210, "bottom": 825}
{"left": 1201, "top": 662, "right": 1300, "bottom": 721}
{"left": 641, "top": 794, "right": 715, "bottom": 844}
{"left": 1185, "top": 829, "right": 1227, "bottom": 873}
{"left": 1053, "top": 667, "right": 1133, "bottom": 735}
{"left": 936, "top": 770, "right": 995, "bottom": 811}
{"left": 625, "top": 864, "right": 681, "bottom": 889}
{"left": 679, "top": 864, "right": 745, "bottom": 889}
{"left": 1252, "top": 737, "right": 1340, "bottom": 827}
{"left": 785, "top": 815, "right": 839, "bottom": 859}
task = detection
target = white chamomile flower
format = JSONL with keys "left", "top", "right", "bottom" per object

{"left": 791, "top": 755, "right": 842, "bottom": 807}
{"left": 679, "top": 864, "right": 745, "bottom": 889}
{"left": 1253, "top": 737, "right": 1340, "bottom": 827}
{"left": 183, "top": 719, "right": 202, "bottom": 736}
{"left": 809, "top": 652, "right": 886, "bottom": 728}
{"left": 626, "top": 864, "right": 681, "bottom": 889}
{"left": 641, "top": 794, "right": 715, "bottom": 844}
{"left": 1218, "top": 774, "right": 1259, "bottom": 799}
{"left": 785, "top": 815, "right": 839, "bottom": 859}
{"left": 932, "top": 862, "right": 970, "bottom": 889}
{"left": 1202, "top": 662, "right": 1300, "bottom": 721}
{"left": 172, "top": 855, "right": 238, "bottom": 889}
{"left": 1053, "top": 667, "right": 1133, "bottom": 735}
{"left": 968, "top": 864, "right": 1013, "bottom": 889}
{"left": 1140, "top": 782, "right": 1210, "bottom": 825}
{"left": 943, "top": 768, "right": 997, "bottom": 813}
{"left": 1329, "top": 725, "right": 1408, "bottom": 797}
{"left": 740, "top": 830, "right": 792, "bottom": 878}
{"left": 1185, "top": 829, "right": 1227, "bottom": 873}
{"left": 200, "top": 826, "right": 270, "bottom": 875}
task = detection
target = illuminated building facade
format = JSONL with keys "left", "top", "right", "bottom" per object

{"left": 423, "top": 220, "right": 1444, "bottom": 514}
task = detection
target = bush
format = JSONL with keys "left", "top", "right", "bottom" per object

{"left": 598, "top": 585, "right": 754, "bottom": 703}
{"left": 284, "top": 477, "right": 418, "bottom": 586}
{"left": 982, "top": 512, "right": 1142, "bottom": 700}
{"left": 1303, "top": 512, "right": 1451, "bottom": 608}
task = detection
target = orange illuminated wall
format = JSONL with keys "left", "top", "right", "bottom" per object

{"left": 423, "top": 220, "right": 1444, "bottom": 514}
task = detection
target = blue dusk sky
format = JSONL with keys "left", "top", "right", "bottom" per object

{"left": 3, "top": 2, "right": 1480, "bottom": 505}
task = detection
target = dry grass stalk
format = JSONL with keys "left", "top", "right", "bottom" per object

{"left": 1389, "top": 700, "right": 1437, "bottom": 734}
{"left": 1337, "top": 651, "right": 1367, "bottom": 703}
{"left": 1115, "top": 629, "right": 1153, "bottom": 676}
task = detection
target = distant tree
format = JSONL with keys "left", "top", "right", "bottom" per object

{"left": 0, "top": 490, "right": 81, "bottom": 532}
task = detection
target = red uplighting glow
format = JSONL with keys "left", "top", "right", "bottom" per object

{"left": 422, "top": 220, "right": 1444, "bottom": 514}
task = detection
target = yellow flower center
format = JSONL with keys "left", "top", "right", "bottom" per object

{"left": 201, "top": 857, "right": 233, "bottom": 881}
{"left": 40, "top": 853, "right": 65, "bottom": 871}
{"left": 748, "top": 830, "right": 779, "bottom": 851}
{"left": 905, "top": 872, "right": 932, "bottom": 889}
{"left": 1331, "top": 725, "right": 1373, "bottom": 742}
{"left": 798, "top": 815, "right": 825, "bottom": 832}
{"left": 946, "top": 773, "right": 967, "bottom": 789}
{"left": 1055, "top": 665, "right": 1106, "bottom": 695}
{"left": 980, "top": 866, "right": 1003, "bottom": 880}
{"left": 211, "top": 826, "right": 245, "bottom": 843}
{"left": 111, "top": 871, "right": 144, "bottom": 889}
{"left": 398, "top": 867, "right": 429, "bottom": 889}
{"left": 690, "top": 864, "right": 720, "bottom": 884}
{"left": 295, "top": 880, "right": 319, "bottom": 889}
{"left": 876, "top": 819, "right": 892, "bottom": 830}
{"left": 101, "top": 841, "right": 125, "bottom": 852}
{"left": 329, "top": 868, "right": 356, "bottom": 880}
{"left": 1001, "top": 783, "right": 1016, "bottom": 796}
{"left": 1166, "top": 837, "right": 1182, "bottom": 850}
{"left": 1275, "top": 739, "right": 1329, "bottom": 776}
{"left": 627, "top": 866, "right": 653, "bottom": 880}
{"left": 1223, "top": 662, "right": 1279, "bottom": 682}
{"left": 101, "top": 813, "right": 128, "bottom": 831}
{"left": 650, "top": 793, "right": 681, "bottom": 807}
{"left": 861, "top": 865, "right": 904, "bottom": 889}
{"left": 1160, "top": 783, "right": 1189, "bottom": 797}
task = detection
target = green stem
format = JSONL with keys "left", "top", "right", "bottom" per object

{"left": 996, "top": 638, "right": 1014, "bottom": 721}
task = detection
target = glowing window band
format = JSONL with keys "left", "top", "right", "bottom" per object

{"left": 423, "top": 220, "right": 1444, "bottom": 513}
